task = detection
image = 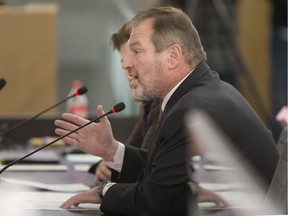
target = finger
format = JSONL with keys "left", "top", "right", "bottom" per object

{"left": 60, "top": 196, "right": 81, "bottom": 209}
{"left": 62, "top": 113, "right": 89, "bottom": 126}
{"left": 209, "top": 192, "right": 229, "bottom": 207}
{"left": 217, "top": 196, "right": 229, "bottom": 207}
{"left": 54, "top": 128, "right": 79, "bottom": 142}
{"left": 59, "top": 136, "right": 79, "bottom": 147}
{"left": 96, "top": 172, "right": 109, "bottom": 181}
{"left": 96, "top": 170, "right": 111, "bottom": 181}
{"left": 54, "top": 113, "right": 89, "bottom": 131}
{"left": 96, "top": 105, "right": 110, "bottom": 125}
{"left": 54, "top": 128, "right": 80, "bottom": 146}
{"left": 54, "top": 128, "right": 78, "bottom": 139}
{"left": 96, "top": 164, "right": 112, "bottom": 180}
{"left": 206, "top": 193, "right": 229, "bottom": 207}
{"left": 55, "top": 113, "right": 89, "bottom": 132}
{"left": 100, "top": 165, "right": 112, "bottom": 178}
{"left": 54, "top": 119, "right": 79, "bottom": 133}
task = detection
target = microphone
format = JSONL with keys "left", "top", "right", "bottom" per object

{"left": 0, "top": 86, "right": 88, "bottom": 137}
{"left": 0, "top": 102, "right": 126, "bottom": 174}
{"left": 0, "top": 78, "right": 6, "bottom": 90}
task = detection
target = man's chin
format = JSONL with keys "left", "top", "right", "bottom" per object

{"left": 132, "top": 93, "right": 150, "bottom": 102}
{"left": 132, "top": 95, "right": 145, "bottom": 102}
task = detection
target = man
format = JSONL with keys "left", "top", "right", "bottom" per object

{"left": 88, "top": 21, "right": 162, "bottom": 182}
{"left": 55, "top": 7, "right": 279, "bottom": 216}
{"left": 92, "top": 20, "right": 228, "bottom": 207}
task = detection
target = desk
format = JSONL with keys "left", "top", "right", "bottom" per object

{"left": 0, "top": 159, "right": 103, "bottom": 216}
{"left": 0, "top": 159, "right": 253, "bottom": 216}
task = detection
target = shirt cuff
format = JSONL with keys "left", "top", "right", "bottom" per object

{"left": 102, "top": 142, "right": 125, "bottom": 172}
{"left": 103, "top": 182, "right": 116, "bottom": 196}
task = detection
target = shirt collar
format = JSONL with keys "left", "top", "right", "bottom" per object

{"left": 161, "top": 69, "right": 194, "bottom": 111}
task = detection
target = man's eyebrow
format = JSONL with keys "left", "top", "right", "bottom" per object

{"left": 129, "top": 42, "right": 136, "bottom": 49}
{"left": 128, "top": 39, "right": 141, "bottom": 48}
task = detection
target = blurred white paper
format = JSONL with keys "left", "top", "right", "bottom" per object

{"left": 65, "top": 154, "right": 102, "bottom": 163}
{"left": 200, "top": 182, "right": 245, "bottom": 192}
{"left": 74, "top": 164, "right": 92, "bottom": 172}
{"left": 0, "top": 164, "right": 68, "bottom": 172}
{"left": 1, "top": 177, "right": 90, "bottom": 192}
{"left": 18, "top": 191, "right": 100, "bottom": 210}
{"left": 25, "top": 202, "right": 100, "bottom": 210}
{"left": 203, "top": 164, "right": 235, "bottom": 171}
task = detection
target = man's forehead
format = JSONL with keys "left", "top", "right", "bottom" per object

{"left": 130, "top": 18, "right": 154, "bottom": 37}
{"left": 128, "top": 20, "right": 154, "bottom": 46}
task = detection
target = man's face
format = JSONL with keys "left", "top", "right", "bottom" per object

{"left": 119, "top": 42, "right": 142, "bottom": 101}
{"left": 121, "top": 18, "right": 169, "bottom": 101}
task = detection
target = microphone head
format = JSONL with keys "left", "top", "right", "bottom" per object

{"left": 111, "top": 102, "right": 126, "bottom": 113}
{"left": 0, "top": 78, "right": 6, "bottom": 90}
{"left": 75, "top": 86, "right": 88, "bottom": 96}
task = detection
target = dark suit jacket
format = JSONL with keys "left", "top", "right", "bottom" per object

{"left": 100, "top": 62, "right": 279, "bottom": 216}
{"left": 126, "top": 99, "right": 162, "bottom": 151}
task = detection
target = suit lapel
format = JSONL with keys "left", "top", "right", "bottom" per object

{"left": 165, "top": 61, "right": 210, "bottom": 115}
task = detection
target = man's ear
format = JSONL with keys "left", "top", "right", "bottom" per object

{"left": 167, "top": 44, "right": 182, "bottom": 69}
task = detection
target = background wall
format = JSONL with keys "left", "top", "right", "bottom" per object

{"left": 0, "top": 4, "right": 58, "bottom": 116}
{"left": 237, "top": 0, "right": 272, "bottom": 125}
{"left": 1, "top": 0, "right": 149, "bottom": 117}
{"left": 0, "top": 0, "right": 280, "bottom": 128}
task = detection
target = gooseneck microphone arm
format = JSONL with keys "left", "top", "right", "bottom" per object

{"left": 0, "top": 102, "right": 126, "bottom": 174}
{"left": 0, "top": 87, "right": 88, "bottom": 137}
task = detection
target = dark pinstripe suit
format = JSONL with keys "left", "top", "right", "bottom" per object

{"left": 100, "top": 62, "right": 279, "bottom": 216}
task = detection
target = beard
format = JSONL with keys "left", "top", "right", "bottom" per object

{"left": 130, "top": 84, "right": 151, "bottom": 101}
{"left": 127, "top": 59, "right": 166, "bottom": 101}
{"left": 129, "top": 74, "right": 164, "bottom": 101}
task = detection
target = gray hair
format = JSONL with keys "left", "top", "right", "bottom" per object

{"left": 130, "top": 6, "right": 207, "bottom": 66}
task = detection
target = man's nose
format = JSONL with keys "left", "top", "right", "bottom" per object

{"left": 121, "top": 52, "right": 132, "bottom": 70}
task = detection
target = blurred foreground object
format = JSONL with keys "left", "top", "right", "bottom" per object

{"left": 186, "top": 110, "right": 282, "bottom": 215}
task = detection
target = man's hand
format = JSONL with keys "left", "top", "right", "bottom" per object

{"left": 60, "top": 187, "right": 101, "bottom": 209}
{"left": 54, "top": 105, "right": 119, "bottom": 161}
{"left": 96, "top": 162, "right": 112, "bottom": 182}
{"left": 197, "top": 186, "right": 229, "bottom": 207}
{"left": 276, "top": 106, "right": 288, "bottom": 127}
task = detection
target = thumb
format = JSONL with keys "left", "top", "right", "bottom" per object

{"left": 96, "top": 105, "right": 109, "bottom": 124}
